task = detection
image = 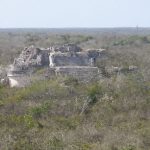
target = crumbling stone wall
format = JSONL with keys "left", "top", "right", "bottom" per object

{"left": 49, "top": 49, "right": 106, "bottom": 67}
{"left": 54, "top": 66, "right": 101, "bottom": 82}
{"left": 49, "top": 52, "right": 90, "bottom": 67}
{"left": 5, "top": 44, "right": 107, "bottom": 87}
{"left": 13, "top": 46, "right": 50, "bottom": 70}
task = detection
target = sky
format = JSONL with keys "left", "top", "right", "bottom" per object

{"left": 0, "top": 0, "right": 149, "bottom": 28}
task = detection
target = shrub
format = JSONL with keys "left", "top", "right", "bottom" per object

{"left": 30, "top": 102, "right": 52, "bottom": 118}
{"left": 86, "top": 83, "right": 103, "bottom": 105}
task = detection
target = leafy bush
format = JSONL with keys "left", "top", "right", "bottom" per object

{"left": 87, "top": 83, "right": 103, "bottom": 104}
{"left": 30, "top": 101, "right": 52, "bottom": 118}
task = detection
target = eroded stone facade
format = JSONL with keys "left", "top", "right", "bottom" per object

{"left": 5, "top": 44, "right": 106, "bottom": 87}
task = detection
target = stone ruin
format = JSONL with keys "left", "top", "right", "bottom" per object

{"left": 0, "top": 43, "right": 138, "bottom": 88}
{"left": 3, "top": 44, "right": 106, "bottom": 87}
{"left": 11, "top": 44, "right": 105, "bottom": 70}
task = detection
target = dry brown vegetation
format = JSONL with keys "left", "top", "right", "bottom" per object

{"left": 0, "top": 28, "right": 150, "bottom": 150}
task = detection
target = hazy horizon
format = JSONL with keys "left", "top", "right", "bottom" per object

{"left": 0, "top": 27, "right": 150, "bottom": 29}
{"left": 0, "top": 0, "right": 150, "bottom": 28}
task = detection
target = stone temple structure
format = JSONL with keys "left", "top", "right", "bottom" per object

{"left": 6, "top": 44, "right": 106, "bottom": 87}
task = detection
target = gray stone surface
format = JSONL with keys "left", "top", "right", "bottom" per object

{"left": 49, "top": 52, "right": 90, "bottom": 67}
{"left": 49, "top": 49, "right": 106, "bottom": 67}
{"left": 54, "top": 66, "right": 101, "bottom": 82}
